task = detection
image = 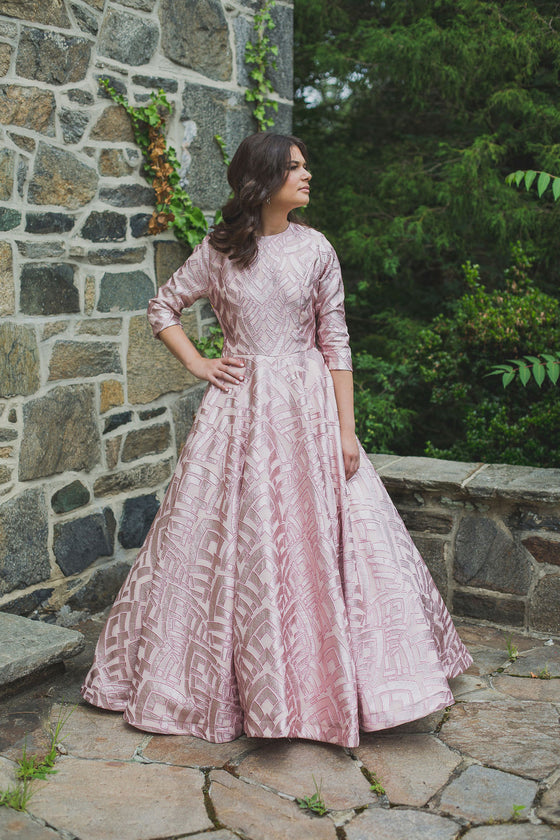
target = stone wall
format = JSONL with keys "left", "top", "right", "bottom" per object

{"left": 369, "top": 454, "right": 560, "bottom": 636}
{"left": 0, "top": 0, "right": 293, "bottom": 620}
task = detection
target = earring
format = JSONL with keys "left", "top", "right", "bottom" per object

{"left": 266, "top": 196, "right": 271, "bottom": 205}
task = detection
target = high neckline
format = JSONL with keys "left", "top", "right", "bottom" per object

{"left": 257, "top": 222, "right": 292, "bottom": 240}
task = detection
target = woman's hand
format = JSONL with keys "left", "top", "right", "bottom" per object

{"left": 188, "top": 356, "right": 246, "bottom": 393}
{"left": 340, "top": 428, "right": 360, "bottom": 480}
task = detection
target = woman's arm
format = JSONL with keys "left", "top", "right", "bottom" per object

{"left": 158, "top": 324, "right": 245, "bottom": 392}
{"left": 330, "top": 369, "right": 360, "bottom": 480}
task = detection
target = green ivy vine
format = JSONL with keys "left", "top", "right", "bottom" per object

{"left": 245, "top": 0, "right": 279, "bottom": 132}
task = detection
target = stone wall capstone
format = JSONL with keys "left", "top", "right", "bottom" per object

{"left": 0, "top": 0, "right": 294, "bottom": 621}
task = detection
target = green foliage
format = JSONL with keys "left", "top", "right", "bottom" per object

{"left": 296, "top": 776, "right": 328, "bottom": 816}
{"left": 192, "top": 326, "right": 224, "bottom": 359}
{"left": 245, "top": 0, "right": 279, "bottom": 131}
{"left": 507, "top": 169, "right": 560, "bottom": 202}
{"left": 295, "top": 1, "right": 560, "bottom": 314}
{"left": 0, "top": 705, "right": 75, "bottom": 812}
{"left": 489, "top": 354, "right": 560, "bottom": 388}
{"left": 99, "top": 79, "right": 208, "bottom": 249}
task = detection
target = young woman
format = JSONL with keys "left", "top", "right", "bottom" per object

{"left": 82, "top": 133, "right": 472, "bottom": 747}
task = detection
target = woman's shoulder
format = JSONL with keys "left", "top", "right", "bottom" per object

{"left": 290, "top": 223, "right": 335, "bottom": 251}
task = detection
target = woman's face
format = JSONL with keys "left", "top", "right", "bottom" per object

{"left": 269, "top": 145, "right": 311, "bottom": 212}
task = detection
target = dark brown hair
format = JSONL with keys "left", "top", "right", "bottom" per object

{"left": 209, "top": 133, "right": 309, "bottom": 268}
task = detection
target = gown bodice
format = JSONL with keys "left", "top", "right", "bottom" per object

{"left": 147, "top": 223, "right": 353, "bottom": 371}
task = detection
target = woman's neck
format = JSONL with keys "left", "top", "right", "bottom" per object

{"left": 259, "top": 206, "right": 290, "bottom": 236}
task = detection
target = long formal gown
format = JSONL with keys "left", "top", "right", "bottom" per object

{"left": 81, "top": 222, "right": 472, "bottom": 747}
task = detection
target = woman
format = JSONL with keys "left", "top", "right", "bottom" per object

{"left": 82, "top": 133, "right": 472, "bottom": 747}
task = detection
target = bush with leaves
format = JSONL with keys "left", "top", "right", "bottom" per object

{"left": 414, "top": 245, "right": 560, "bottom": 465}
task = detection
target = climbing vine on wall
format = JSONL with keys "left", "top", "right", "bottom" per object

{"left": 98, "top": 2, "right": 278, "bottom": 247}
{"left": 245, "top": 0, "right": 279, "bottom": 132}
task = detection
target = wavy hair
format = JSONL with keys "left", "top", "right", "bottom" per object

{"left": 209, "top": 133, "right": 309, "bottom": 268}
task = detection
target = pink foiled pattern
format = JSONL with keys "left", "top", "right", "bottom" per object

{"left": 81, "top": 223, "right": 472, "bottom": 747}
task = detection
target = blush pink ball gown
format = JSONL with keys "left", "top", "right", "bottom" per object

{"left": 81, "top": 223, "right": 472, "bottom": 747}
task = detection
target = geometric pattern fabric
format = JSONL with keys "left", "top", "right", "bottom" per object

{"left": 81, "top": 224, "right": 472, "bottom": 747}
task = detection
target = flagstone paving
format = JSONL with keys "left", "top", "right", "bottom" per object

{"left": 0, "top": 617, "right": 559, "bottom": 839}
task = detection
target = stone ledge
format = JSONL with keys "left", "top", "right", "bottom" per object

{"left": 0, "top": 613, "right": 84, "bottom": 689}
{"left": 369, "top": 454, "right": 560, "bottom": 503}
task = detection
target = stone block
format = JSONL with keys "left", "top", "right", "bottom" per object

{"left": 19, "top": 385, "right": 101, "bottom": 480}
{"left": 81, "top": 210, "right": 127, "bottom": 242}
{"left": 209, "top": 769, "right": 337, "bottom": 840}
{"left": 25, "top": 212, "right": 75, "bottom": 234}
{"left": 88, "top": 247, "right": 146, "bottom": 265}
{"left": 181, "top": 83, "right": 253, "bottom": 208}
{"left": 0, "top": 613, "right": 83, "bottom": 687}
{"left": 452, "top": 590, "right": 525, "bottom": 627}
{"left": 239, "top": 740, "right": 376, "bottom": 809}
{"left": 0, "top": 84, "right": 55, "bottom": 135}
{"left": 269, "top": 100, "right": 293, "bottom": 135}
{"left": 345, "top": 807, "right": 459, "bottom": 840}
{"left": 29, "top": 143, "right": 98, "bottom": 209}
{"left": 0, "top": 810, "right": 72, "bottom": 840}
{"left": 0, "top": 489, "right": 50, "bottom": 595}
{"left": 493, "top": 674, "right": 560, "bottom": 702}
{"left": 59, "top": 108, "right": 90, "bottom": 144}
{"left": 98, "top": 271, "right": 154, "bottom": 312}
{"left": 0, "top": 148, "right": 14, "bottom": 200}
{"left": 438, "top": 764, "right": 536, "bottom": 823}
{"left": 100, "top": 379, "right": 124, "bottom": 413}
{"left": 236, "top": 3, "right": 293, "bottom": 100}
{"left": 16, "top": 28, "right": 91, "bottom": 85}
{"left": 17, "top": 157, "right": 28, "bottom": 198}
{"left": 440, "top": 699, "right": 559, "bottom": 779}
{"left": 71, "top": 2, "right": 99, "bottom": 35}
{"left": 413, "top": 536, "right": 447, "bottom": 597}
{"left": 53, "top": 508, "right": 115, "bottom": 576}
{"left": 0, "top": 0, "right": 71, "bottom": 27}
{"left": 16, "top": 241, "right": 65, "bottom": 258}
{"left": 139, "top": 406, "right": 166, "bottom": 420}
{"left": 104, "top": 411, "right": 132, "bottom": 433}
{"left": 0, "top": 43, "right": 12, "bottom": 77}
{"left": 529, "top": 574, "right": 560, "bottom": 634}
{"left": 172, "top": 382, "right": 207, "bottom": 454}
{"left": 98, "top": 149, "right": 135, "bottom": 177}
{"left": 118, "top": 493, "right": 160, "bottom": 548}
{"left": 511, "top": 508, "right": 560, "bottom": 531}
{"left": 130, "top": 212, "right": 151, "bottom": 237}
{"left": 99, "top": 184, "right": 155, "bottom": 206}
{"left": 42, "top": 320, "right": 67, "bottom": 340}
{"left": 0, "top": 322, "right": 40, "bottom": 397}
{"left": 154, "top": 240, "right": 189, "bottom": 287}
{"left": 48, "top": 703, "right": 145, "bottom": 760}
{"left": 0, "top": 241, "right": 14, "bottom": 316}
{"left": 143, "top": 733, "right": 262, "bottom": 768}
{"left": 0, "top": 587, "right": 53, "bottom": 618}
{"left": 93, "top": 458, "right": 173, "bottom": 497}
{"left": 98, "top": 9, "right": 159, "bottom": 65}
{"left": 67, "top": 89, "right": 95, "bottom": 105}
{"left": 127, "top": 315, "right": 197, "bottom": 403}
{"left": 467, "top": 463, "right": 560, "bottom": 503}
{"left": 105, "top": 436, "right": 121, "bottom": 470}
{"left": 114, "top": 0, "right": 156, "bottom": 9}
{"left": 454, "top": 515, "right": 532, "bottom": 595}
{"left": 9, "top": 133, "right": 36, "bottom": 152}
{"left": 160, "top": 0, "right": 232, "bottom": 81}
{"left": 78, "top": 318, "right": 122, "bottom": 336}
{"left": 20, "top": 263, "right": 79, "bottom": 316}
{"left": 537, "top": 777, "right": 560, "bottom": 827}
{"left": 51, "top": 480, "right": 91, "bottom": 514}
{"left": 355, "top": 733, "right": 459, "bottom": 807}
{"left": 121, "top": 423, "right": 171, "bottom": 462}
{"left": 0, "top": 208, "right": 21, "bottom": 230}
{"left": 48, "top": 341, "right": 122, "bottom": 380}
{"left": 132, "top": 74, "right": 178, "bottom": 92}
{"left": 67, "top": 560, "right": 130, "bottom": 612}
{"left": 401, "top": 509, "right": 453, "bottom": 534}
{"left": 522, "top": 534, "right": 560, "bottom": 566}
{"left": 90, "top": 105, "right": 135, "bottom": 142}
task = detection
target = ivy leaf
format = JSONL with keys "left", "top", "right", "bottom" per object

{"left": 552, "top": 178, "right": 560, "bottom": 202}
{"left": 518, "top": 363, "right": 531, "bottom": 386}
{"left": 502, "top": 370, "right": 516, "bottom": 387}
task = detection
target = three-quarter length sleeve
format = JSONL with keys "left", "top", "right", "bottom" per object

{"left": 315, "top": 241, "right": 353, "bottom": 371}
{"left": 147, "top": 237, "right": 212, "bottom": 338}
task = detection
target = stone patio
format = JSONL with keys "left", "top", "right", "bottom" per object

{"left": 0, "top": 617, "right": 559, "bottom": 839}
